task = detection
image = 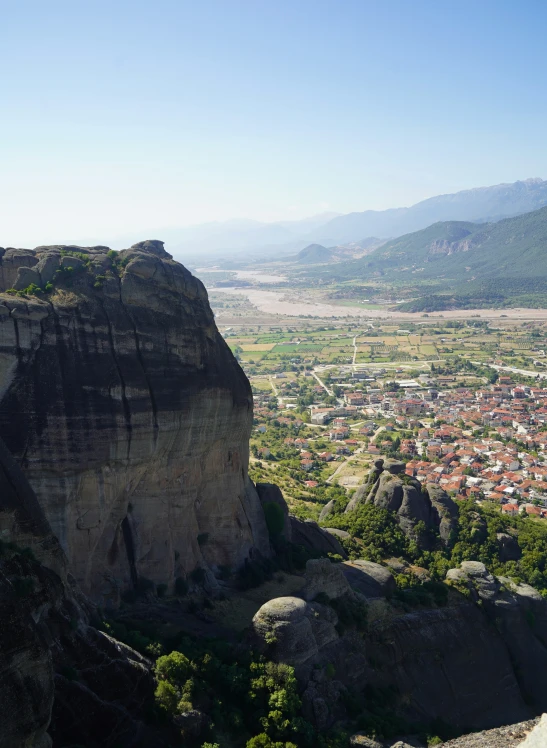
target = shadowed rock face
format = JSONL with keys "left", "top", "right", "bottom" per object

{"left": 0, "top": 241, "right": 269, "bottom": 604}
{"left": 0, "top": 426, "right": 166, "bottom": 748}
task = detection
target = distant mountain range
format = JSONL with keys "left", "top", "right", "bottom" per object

{"left": 323, "top": 204, "right": 547, "bottom": 310}
{"left": 90, "top": 177, "right": 547, "bottom": 261}
{"left": 102, "top": 213, "right": 341, "bottom": 258}
{"left": 307, "top": 178, "right": 547, "bottom": 246}
{"left": 352, "top": 204, "right": 547, "bottom": 280}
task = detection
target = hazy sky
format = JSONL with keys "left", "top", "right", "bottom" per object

{"left": 2, "top": 0, "right": 547, "bottom": 246}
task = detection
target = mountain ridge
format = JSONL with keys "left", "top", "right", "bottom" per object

{"left": 306, "top": 177, "right": 547, "bottom": 246}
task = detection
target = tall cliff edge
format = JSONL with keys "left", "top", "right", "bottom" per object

{"left": 0, "top": 240, "right": 269, "bottom": 604}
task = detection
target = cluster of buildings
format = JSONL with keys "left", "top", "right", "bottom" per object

{"left": 394, "top": 381, "right": 547, "bottom": 515}
{"left": 252, "top": 364, "right": 547, "bottom": 517}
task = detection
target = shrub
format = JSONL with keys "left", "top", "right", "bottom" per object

{"left": 156, "top": 651, "right": 192, "bottom": 684}
{"left": 154, "top": 680, "right": 178, "bottom": 714}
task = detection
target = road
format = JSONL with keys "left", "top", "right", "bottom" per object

{"left": 352, "top": 335, "right": 358, "bottom": 365}
{"left": 326, "top": 448, "right": 363, "bottom": 484}
{"left": 269, "top": 376, "right": 279, "bottom": 396}
{"left": 326, "top": 424, "right": 384, "bottom": 485}
{"left": 312, "top": 371, "right": 334, "bottom": 396}
{"left": 473, "top": 362, "right": 547, "bottom": 380}
{"left": 268, "top": 376, "right": 285, "bottom": 406}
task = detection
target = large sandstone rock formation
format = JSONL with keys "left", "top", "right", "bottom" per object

{"left": 0, "top": 430, "right": 165, "bottom": 748}
{"left": 346, "top": 458, "right": 457, "bottom": 547}
{"left": 252, "top": 550, "right": 547, "bottom": 732}
{"left": 256, "top": 481, "right": 347, "bottom": 558}
{"left": 0, "top": 241, "right": 269, "bottom": 604}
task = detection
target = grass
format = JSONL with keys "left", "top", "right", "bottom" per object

{"left": 241, "top": 343, "right": 276, "bottom": 351}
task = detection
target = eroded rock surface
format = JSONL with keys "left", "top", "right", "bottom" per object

{"left": 289, "top": 517, "right": 347, "bottom": 557}
{"left": 0, "top": 435, "right": 165, "bottom": 748}
{"left": 342, "top": 559, "right": 396, "bottom": 598}
{"left": 440, "top": 717, "right": 540, "bottom": 747}
{"left": 345, "top": 459, "right": 458, "bottom": 546}
{"left": 301, "top": 557, "right": 352, "bottom": 601}
{"left": 0, "top": 241, "right": 269, "bottom": 603}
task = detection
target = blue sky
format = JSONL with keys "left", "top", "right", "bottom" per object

{"left": 1, "top": 0, "right": 547, "bottom": 245}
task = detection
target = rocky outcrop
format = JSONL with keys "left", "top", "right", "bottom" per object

{"left": 318, "top": 498, "right": 336, "bottom": 522}
{"left": 253, "top": 551, "right": 547, "bottom": 734}
{"left": 497, "top": 532, "right": 522, "bottom": 561}
{"left": 252, "top": 596, "right": 340, "bottom": 671}
{"left": 342, "top": 559, "right": 396, "bottom": 598}
{"left": 439, "top": 717, "right": 540, "bottom": 747}
{"left": 345, "top": 459, "right": 458, "bottom": 546}
{"left": 0, "top": 544, "right": 164, "bottom": 748}
{"left": 446, "top": 562, "right": 547, "bottom": 714}
{"left": 0, "top": 241, "right": 269, "bottom": 604}
{"left": 289, "top": 517, "right": 347, "bottom": 558}
{"left": 351, "top": 737, "right": 425, "bottom": 748}
{"left": 301, "top": 557, "right": 352, "bottom": 601}
{"left": 345, "top": 458, "right": 385, "bottom": 513}
{"left": 256, "top": 482, "right": 292, "bottom": 540}
{"left": 0, "top": 439, "right": 165, "bottom": 748}
{"left": 0, "top": 247, "right": 39, "bottom": 290}
{"left": 1, "top": 548, "right": 56, "bottom": 748}
{"left": 517, "top": 714, "right": 547, "bottom": 747}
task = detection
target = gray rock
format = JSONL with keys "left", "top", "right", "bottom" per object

{"left": 427, "top": 483, "right": 458, "bottom": 543}
{"left": 302, "top": 557, "right": 352, "bottom": 601}
{"left": 345, "top": 459, "right": 384, "bottom": 513}
{"left": 384, "top": 458, "right": 407, "bottom": 475}
{"left": 357, "top": 469, "right": 457, "bottom": 547}
{"left": 350, "top": 736, "right": 383, "bottom": 748}
{"left": 497, "top": 532, "right": 522, "bottom": 562}
{"left": 461, "top": 561, "right": 488, "bottom": 577}
{"left": 13, "top": 266, "right": 41, "bottom": 290}
{"left": 449, "top": 561, "right": 499, "bottom": 601}
{"left": 252, "top": 596, "right": 338, "bottom": 670}
{"left": 518, "top": 713, "right": 547, "bottom": 747}
{"left": 35, "top": 254, "right": 61, "bottom": 285}
{"left": 289, "top": 517, "right": 347, "bottom": 558}
{"left": 446, "top": 568, "right": 469, "bottom": 583}
{"left": 342, "top": 559, "right": 396, "bottom": 598}
{"left": 319, "top": 498, "right": 336, "bottom": 521}
{"left": 130, "top": 239, "right": 171, "bottom": 258}
{"left": 0, "top": 240, "right": 270, "bottom": 604}
{"left": 324, "top": 527, "right": 350, "bottom": 539}
{"left": 302, "top": 677, "right": 346, "bottom": 729}
{"left": 440, "top": 717, "right": 540, "bottom": 747}
{"left": 256, "top": 483, "right": 292, "bottom": 540}
{"left": 386, "top": 557, "right": 408, "bottom": 573}
{"left": 60, "top": 255, "right": 85, "bottom": 270}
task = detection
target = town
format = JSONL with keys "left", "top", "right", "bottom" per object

{"left": 225, "top": 319, "right": 547, "bottom": 523}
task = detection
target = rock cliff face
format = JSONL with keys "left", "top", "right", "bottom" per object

{"left": 0, "top": 241, "right": 268, "bottom": 604}
{"left": 253, "top": 558, "right": 547, "bottom": 733}
{"left": 0, "top": 428, "right": 164, "bottom": 748}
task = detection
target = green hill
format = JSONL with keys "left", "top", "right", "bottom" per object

{"left": 322, "top": 206, "right": 547, "bottom": 308}
{"left": 295, "top": 243, "right": 333, "bottom": 263}
{"left": 361, "top": 206, "right": 547, "bottom": 278}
